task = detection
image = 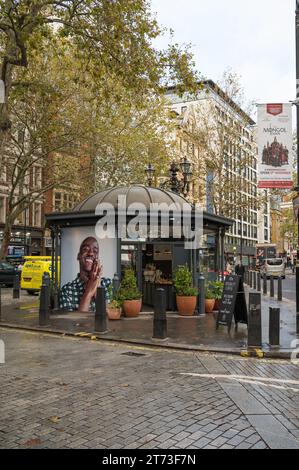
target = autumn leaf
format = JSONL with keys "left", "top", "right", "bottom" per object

{"left": 24, "top": 438, "right": 42, "bottom": 447}
{"left": 49, "top": 416, "right": 61, "bottom": 423}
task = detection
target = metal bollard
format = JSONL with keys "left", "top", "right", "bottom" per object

{"left": 39, "top": 284, "right": 50, "bottom": 326}
{"left": 153, "top": 288, "right": 167, "bottom": 340}
{"left": 198, "top": 274, "right": 205, "bottom": 315}
{"left": 112, "top": 273, "right": 120, "bottom": 297}
{"left": 248, "top": 292, "right": 262, "bottom": 348}
{"left": 257, "top": 272, "right": 261, "bottom": 292}
{"left": 253, "top": 271, "right": 257, "bottom": 290}
{"left": 270, "top": 276, "right": 274, "bottom": 298}
{"left": 13, "top": 273, "right": 20, "bottom": 299}
{"left": 53, "top": 285, "right": 59, "bottom": 310}
{"left": 269, "top": 307, "right": 280, "bottom": 347}
{"left": 277, "top": 276, "right": 282, "bottom": 302}
{"left": 249, "top": 271, "right": 253, "bottom": 288}
{"left": 42, "top": 272, "right": 51, "bottom": 309}
{"left": 95, "top": 287, "right": 108, "bottom": 333}
{"left": 263, "top": 274, "right": 267, "bottom": 295}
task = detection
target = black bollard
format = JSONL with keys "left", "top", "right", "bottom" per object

{"left": 263, "top": 274, "right": 267, "bottom": 295}
{"left": 257, "top": 272, "right": 261, "bottom": 292}
{"left": 39, "top": 284, "right": 50, "bottom": 326}
{"left": 42, "top": 272, "right": 51, "bottom": 310}
{"left": 112, "top": 273, "right": 120, "bottom": 297}
{"left": 277, "top": 276, "right": 282, "bottom": 302}
{"left": 248, "top": 293, "right": 262, "bottom": 348}
{"left": 269, "top": 307, "right": 280, "bottom": 347}
{"left": 249, "top": 271, "right": 253, "bottom": 288}
{"left": 253, "top": 271, "right": 257, "bottom": 290}
{"left": 53, "top": 286, "right": 59, "bottom": 310}
{"left": 95, "top": 286, "right": 108, "bottom": 333}
{"left": 153, "top": 288, "right": 167, "bottom": 340}
{"left": 13, "top": 273, "right": 20, "bottom": 299}
{"left": 198, "top": 274, "right": 205, "bottom": 315}
{"left": 270, "top": 276, "right": 274, "bottom": 298}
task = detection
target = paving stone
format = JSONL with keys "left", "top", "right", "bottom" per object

{"left": 0, "top": 329, "right": 298, "bottom": 450}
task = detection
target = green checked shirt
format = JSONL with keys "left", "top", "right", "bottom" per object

{"left": 59, "top": 275, "right": 112, "bottom": 312}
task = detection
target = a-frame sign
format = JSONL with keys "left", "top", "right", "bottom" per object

{"left": 216, "top": 274, "right": 248, "bottom": 333}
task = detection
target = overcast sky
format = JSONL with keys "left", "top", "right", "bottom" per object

{"left": 151, "top": 0, "right": 295, "bottom": 111}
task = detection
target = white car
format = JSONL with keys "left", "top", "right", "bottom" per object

{"left": 260, "top": 258, "right": 285, "bottom": 279}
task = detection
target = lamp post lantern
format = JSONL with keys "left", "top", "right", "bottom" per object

{"left": 146, "top": 157, "right": 193, "bottom": 196}
{"left": 145, "top": 164, "right": 155, "bottom": 187}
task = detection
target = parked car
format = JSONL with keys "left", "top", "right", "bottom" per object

{"left": 260, "top": 258, "right": 285, "bottom": 279}
{"left": 0, "top": 261, "right": 18, "bottom": 286}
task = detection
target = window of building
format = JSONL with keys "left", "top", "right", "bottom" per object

{"left": 0, "top": 196, "right": 5, "bottom": 222}
{"left": 33, "top": 203, "right": 42, "bottom": 227}
{"left": 33, "top": 166, "right": 42, "bottom": 189}
{"left": 0, "top": 163, "right": 6, "bottom": 183}
{"left": 264, "top": 229, "right": 268, "bottom": 241}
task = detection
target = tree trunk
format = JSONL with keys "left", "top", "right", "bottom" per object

{"left": 0, "top": 218, "right": 12, "bottom": 260}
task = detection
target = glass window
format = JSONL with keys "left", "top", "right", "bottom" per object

{"left": 0, "top": 196, "right": 5, "bottom": 222}
{"left": 33, "top": 203, "right": 42, "bottom": 227}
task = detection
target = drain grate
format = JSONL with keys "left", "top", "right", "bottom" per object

{"left": 121, "top": 352, "right": 146, "bottom": 357}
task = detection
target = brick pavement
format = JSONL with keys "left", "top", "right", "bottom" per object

{"left": 0, "top": 329, "right": 299, "bottom": 449}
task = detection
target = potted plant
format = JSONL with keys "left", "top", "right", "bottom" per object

{"left": 205, "top": 286, "right": 215, "bottom": 313}
{"left": 174, "top": 265, "right": 198, "bottom": 316}
{"left": 106, "top": 285, "right": 122, "bottom": 320}
{"left": 118, "top": 268, "right": 142, "bottom": 317}
{"left": 209, "top": 280, "right": 224, "bottom": 311}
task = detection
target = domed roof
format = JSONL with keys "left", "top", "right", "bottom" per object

{"left": 73, "top": 185, "right": 191, "bottom": 212}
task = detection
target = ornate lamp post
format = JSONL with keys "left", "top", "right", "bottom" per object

{"left": 145, "top": 164, "right": 155, "bottom": 187}
{"left": 146, "top": 156, "right": 193, "bottom": 196}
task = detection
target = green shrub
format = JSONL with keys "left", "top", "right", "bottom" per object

{"left": 117, "top": 268, "right": 142, "bottom": 302}
{"left": 205, "top": 287, "right": 215, "bottom": 300}
{"left": 208, "top": 280, "right": 224, "bottom": 300}
{"left": 174, "top": 265, "right": 198, "bottom": 297}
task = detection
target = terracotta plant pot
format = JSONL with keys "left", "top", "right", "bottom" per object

{"left": 205, "top": 299, "right": 215, "bottom": 313}
{"left": 107, "top": 306, "right": 121, "bottom": 320}
{"left": 176, "top": 296, "right": 197, "bottom": 316}
{"left": 213, "top": 299, "right": 221, "bottom": 311}
{"left": 123, "top": 299, "right": 142, "bottom": 318}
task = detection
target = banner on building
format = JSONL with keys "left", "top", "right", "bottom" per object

{"left": 258, "top": 103, "right": 293, "bottom": 189}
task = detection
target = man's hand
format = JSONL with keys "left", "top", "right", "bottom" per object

{"left": 79, "top": 261, "right": 103, "bottom": 312}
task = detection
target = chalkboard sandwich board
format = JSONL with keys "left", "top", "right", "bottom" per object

{"left": 216, "top": 274, "right": 248, "bottom": 333}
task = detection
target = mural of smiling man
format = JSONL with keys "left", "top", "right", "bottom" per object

{"left": 59, "top": 237, "right": 103, "bottom": 312}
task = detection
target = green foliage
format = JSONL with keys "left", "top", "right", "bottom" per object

{"left": 117, "top": 268, "right": 142, "bottom": 302}
{"left": 208, "top": 281, "right": 224, "bottom": 300}
{"left": 174, "top": 265, "right": 198, "bottom": 297}
{"left": 108, "top": 299, "right": 121, "bottom": 309}
{"left": 205, "top": 287, "right": 215, "bottom": 300}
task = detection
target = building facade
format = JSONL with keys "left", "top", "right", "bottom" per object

{"left": 166, "top": 80, "right": 266, "bottom": 267}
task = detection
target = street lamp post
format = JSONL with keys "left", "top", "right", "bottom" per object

{"left": 296, "top": 0, "right": 299, "bottom": 334}
{"left": 146, "top": 157, "right": 193, "bottom": 196}
{"left": 145, "top": 164, "right": 155, "bottom": 187}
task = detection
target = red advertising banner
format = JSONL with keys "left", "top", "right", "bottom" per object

{"left": 258, "top": 103, "right": 293, "bottom": 189}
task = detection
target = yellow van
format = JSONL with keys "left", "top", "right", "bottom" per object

{"left": 21, "top": 256, "right": 60, "bottom": 295}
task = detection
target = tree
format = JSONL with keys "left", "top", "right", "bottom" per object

{"left": 0, "top": 36, "right": 93, "bottom": 258}
{"left": 90, "top": 81, "right": 177, "bottom": 190}
{"left": 0, "top": 0, "right": 200, "bottom": 151}
{"left": 174, "top": 70, "right": 270, "bottom": 237}
{"left": 281, "top": 207, "right": 298, "bottom": 254}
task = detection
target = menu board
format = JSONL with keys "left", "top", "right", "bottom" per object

{"left": 216, "top": 274, "right": 248, "bottom": 333}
